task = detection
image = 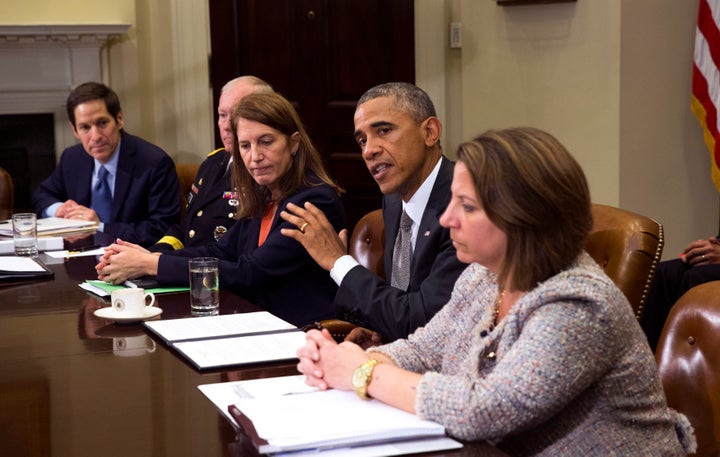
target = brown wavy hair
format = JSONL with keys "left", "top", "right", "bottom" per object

{"left": 456, "top": 127, "right": 593, "bottom": 291}
{"left": 230, "top": 92, "right": 343, "bottom": 219}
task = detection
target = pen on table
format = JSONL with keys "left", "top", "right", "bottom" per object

{"left": 67, "top": 245, "right": 102, "bottom": 254}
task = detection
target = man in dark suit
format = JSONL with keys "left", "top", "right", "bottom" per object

{"left": 32, "top": 82, "right": 180, "bottom": 246}
{"left": 150, "top": 76, "right": 274, "bottom": 251}
{"left": 281, "top": 82, "right": 467, "bottom": 344}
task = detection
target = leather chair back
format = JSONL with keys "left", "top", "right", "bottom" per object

{"left": 323, "top": 204, "right": 664, "bottom": 338}
{"left": 584, "top": 204, "right": 664, "bottom": 321}
{"left": 655, "top": 281, "right": 720, "bottom": 457}
{"left": 316, "top": 208, "right": 384, "bottom": 339}
{"left": 0, "top": 166, "right": 14, "bottom": 220}
{"left": 348, "top": 208, "right": 385, "bottom": 279}
{"left": 175, "top": 163, "right": 200, "bottom": 218}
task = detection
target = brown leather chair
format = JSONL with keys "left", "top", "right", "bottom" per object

{"left": 175, "top": 163, "right": 200, "bottom": 218}
{"left": 321, "top": 204, "right": 663, "bottom": 340}
{"left": 655, "top": 280, "right": 720, "bottom": 457}
{"left": 346, "top": 209, "right": 385, "bottom": 279}
{"left": 584, "top": 204, "right": 664, "bottom": 322}
{"left": 317, "top": 209, "right": 385, "bottom": 341}
{"left": 0, "top": 166, "right": 14, "bottom": 220}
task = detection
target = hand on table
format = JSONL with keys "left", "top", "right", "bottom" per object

{"left": 95, "top": 238, "right": 159, "bottom": 284}
{"left": 296, "top": 328, "right": 369, "bottom": 391}
{"left": 56, "top": 199, "right": 100, "bottom": 223}
{"left": 345, "top": 327, "right": 384, "bottom": 349}
{"left": 280, "top": 202, "right": 348, "bottom": 271}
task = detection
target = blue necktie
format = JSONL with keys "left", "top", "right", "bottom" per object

{"left": 92, "top": 166, "right": 112, "bottom": 222}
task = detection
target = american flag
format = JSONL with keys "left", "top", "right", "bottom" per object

{"left": 692, "top": 0, "right": 720, "bottom": 192}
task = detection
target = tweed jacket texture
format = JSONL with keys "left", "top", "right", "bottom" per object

{"left": 372, "top": 253, "right": 694, "bottom": 456}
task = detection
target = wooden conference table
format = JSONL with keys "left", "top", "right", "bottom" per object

{"left": 0, "top": 233, "right": 506, "bottom": 457}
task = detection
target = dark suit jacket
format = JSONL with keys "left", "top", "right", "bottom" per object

{"left": 32, "top": 131, "right": 181, "bottom": 246}
{"left": 157, "top": 182, "right": 345, "bottom": 328}
{"left": 150, "top": 148, "right": 237, "bottom": 251}
{"left": 334, "top": 157, "right": 468, "bottom": 341}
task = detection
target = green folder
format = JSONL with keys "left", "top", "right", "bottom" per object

{"left": 84, "top": 280, "right": 189, "bottom": 295}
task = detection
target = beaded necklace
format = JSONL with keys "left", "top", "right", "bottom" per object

{"left": 492, "top": 289, "right": 504, "bottom": 327}
{"left": 480, "top": 288, "right": 504, "bottom": 339}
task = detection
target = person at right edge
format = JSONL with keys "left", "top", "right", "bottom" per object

{"left": 641, "top": 234, "right": 720, "bottom": 351}
{"left": 281, "top": 82, "right": 467, "bottom": 347}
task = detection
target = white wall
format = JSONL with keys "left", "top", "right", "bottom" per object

{"left": 422, "top": 0, "right": 715, "bottom": 258}
{"left": 619, "top": 0, "right": 717, "bottom": 258}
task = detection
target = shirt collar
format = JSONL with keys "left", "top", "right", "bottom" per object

{"left": 95, "top": 138, "right": 121, "bottom": 176}
{"left": 402, "top": 157, "right": 442, "bottom": 225}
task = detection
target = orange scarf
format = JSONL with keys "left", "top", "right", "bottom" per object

{"left": 258, "top": 201, "right": 279, "bottom": 246}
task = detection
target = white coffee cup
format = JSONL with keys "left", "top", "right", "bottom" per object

{"left": 110, "top": 288, "right": 156, "bottom": 316}
{"left": 113, "top": 335, "right": 157, "bottom": 357}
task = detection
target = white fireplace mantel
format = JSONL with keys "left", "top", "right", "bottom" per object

{"left": 0, "top": 24, "right": 130, "bottom": 157}
{"left": 0, "top": 24, "right": 130, "bottom": 43}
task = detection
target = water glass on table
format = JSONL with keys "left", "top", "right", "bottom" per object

{"left": 189, "top": 257, "right": 219, "bottom": 316}
{"left": 12, "top": 213, "right": 38, "bottom": 257}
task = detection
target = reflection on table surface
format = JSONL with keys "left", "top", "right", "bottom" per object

{"left": 0, "top": 234, "right": 505, "bottom": 457}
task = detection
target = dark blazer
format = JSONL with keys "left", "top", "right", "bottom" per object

{"left": 157, "top": 182, "right": 345, "bottom": 328}
{"left": 32, "top": 131, "right": 181, "bottom": 246}
{"left": 334, "top": 157, "right": 468, "bottom": 341}
{"left": 151, "top": 148, "right": 237, "bottom": 251}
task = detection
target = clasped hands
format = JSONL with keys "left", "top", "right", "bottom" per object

{"left": 297, "top": 328, "right": 370, "bottom": 391}
{"left": 95, "top": 239, "right": 160, "bottom": 284}
{"left": 680, "top": 236, "right": 720, "bottom": 266}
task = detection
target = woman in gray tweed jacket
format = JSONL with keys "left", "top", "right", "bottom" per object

{"left": 297, "top": 127, "right": 695, "bottom": 456}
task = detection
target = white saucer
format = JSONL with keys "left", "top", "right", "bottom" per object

{"left": 93, "top": 306, "right": 163, "bottom": 324}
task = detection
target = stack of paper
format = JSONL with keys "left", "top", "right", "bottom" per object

{"left": 198, "top": 375, "right": 462, "bottom": 456}
{"left": 144, "top": 312, "right": 304, "bottom": 370}
{"left": 0, "top": 217, "right": 97, "bottom": 237}
{"left": 0, "top": 237, "right": 64, "bottom": 254}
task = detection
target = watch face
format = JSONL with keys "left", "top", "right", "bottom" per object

{"left": 352, "top": 368, "right": 367, "bottom": 388}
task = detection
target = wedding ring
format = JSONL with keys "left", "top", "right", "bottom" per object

{"left": 703, "top": 255, "right": 707, "bottom": 260}
{"left": 299, "top": 222, "right": 309, "bottom": 234}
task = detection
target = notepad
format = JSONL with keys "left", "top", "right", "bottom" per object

{"left": 143, "top": 312, "right": 304, "bottom": 370}
{"left": 198, "top": 375, "right": 463, "bottom": 456}
{"left": 0, "top": 256, "right": 54, "bottom": 279}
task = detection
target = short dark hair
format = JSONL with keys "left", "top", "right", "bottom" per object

{"left": 357, "top": 82, "right": 436, "bottom": 124}
{"left": 457, "top": 127, "right": 593, "bottom": 291}
{"left": 66, "top": 82, "right": 122, "bottom": 127}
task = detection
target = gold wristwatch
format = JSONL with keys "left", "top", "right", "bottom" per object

{"left": 352, "top": 359, "right": 380, "bottom": 400}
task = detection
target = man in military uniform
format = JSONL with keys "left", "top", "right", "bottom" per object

{"left": 150, "top": 76, "right": 274, "bottom": 251}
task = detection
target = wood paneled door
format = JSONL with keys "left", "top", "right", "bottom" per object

{"left": 209, "top": 0, "right": 415, "bottom": 229}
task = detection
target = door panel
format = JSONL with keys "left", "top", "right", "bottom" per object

{"left": 209, "top": 0, "right": 415, "bottom": 229}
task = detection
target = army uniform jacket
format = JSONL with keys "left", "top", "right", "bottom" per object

{"left": 152, "top": 148, "right": 237, "bottom": 251}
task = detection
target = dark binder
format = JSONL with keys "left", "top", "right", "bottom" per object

{"left": 0, "top": 256, "right": 54, "bottom": 280}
